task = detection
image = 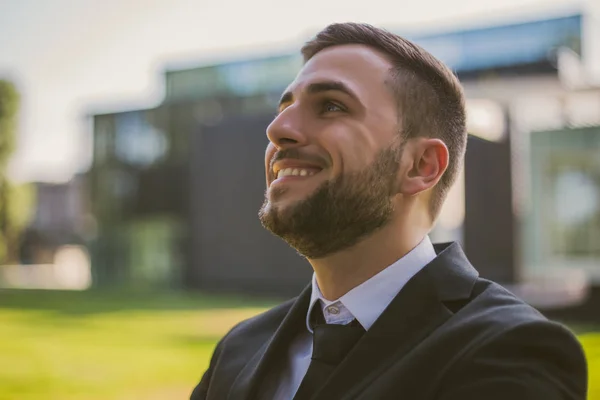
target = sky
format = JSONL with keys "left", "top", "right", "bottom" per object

{"left": 0, "top": 0, "right": 584, "bottom": 183}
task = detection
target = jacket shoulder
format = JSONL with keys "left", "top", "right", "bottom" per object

{"left": 445, "top": 278, "right": 582, "bottom": 355}
{"left": 462, "top": 279, "right": 549, "bottom": 324}
{"left": 436, "top": 280, "right": 587, "bottom": 398}
{"left": 222, "top": 296, "right": 297, "bottom": 343}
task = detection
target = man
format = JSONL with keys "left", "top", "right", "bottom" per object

{"left": 191, "top": 23, "right": 588, "bottom": 400}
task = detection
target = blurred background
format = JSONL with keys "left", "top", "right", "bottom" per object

{"left": 1, "top": 0, "right": 600, "bottom": 399}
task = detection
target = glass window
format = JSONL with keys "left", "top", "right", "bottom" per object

{"left": 114, "top": 112, "right": 169, "bottom": 168}
{"left": 528, "top": 126, "right": 600, "bottom": 281}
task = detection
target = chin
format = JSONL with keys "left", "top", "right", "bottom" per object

{"left": 266, "top": 196, "right": 301, "bottom": 213}
{"left": 268, "top": 185, "right": 312, "bottom": 204}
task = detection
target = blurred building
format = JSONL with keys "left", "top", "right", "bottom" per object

{"left": 20, "top": 174, "right": 89, "bottom": 265}
{"left": 87, "top": 13, "right": 600, "bottom": 305}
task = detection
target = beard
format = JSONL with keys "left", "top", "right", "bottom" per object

{"left": 258, "top": 143, "right": 401, "bottom": 259}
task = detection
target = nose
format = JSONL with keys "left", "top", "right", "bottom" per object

{"left": 266, "top": 106, "right": 308, "bottom": 150}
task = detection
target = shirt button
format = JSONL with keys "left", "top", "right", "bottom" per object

{"left": 327, "top": 306, "right": 339, "bottom": 315}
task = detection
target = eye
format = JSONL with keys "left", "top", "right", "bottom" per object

{"left": 321, "top": 101, "right": 346, "bottom": 114}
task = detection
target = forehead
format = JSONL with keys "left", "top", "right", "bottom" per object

{"left": 288, "top": 44, "right": 395, "bottom": 101}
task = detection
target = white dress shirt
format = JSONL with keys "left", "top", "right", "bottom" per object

{"left": 269, "top": 235, "right": 438, "bottom": 399}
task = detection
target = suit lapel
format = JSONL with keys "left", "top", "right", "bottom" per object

{"left": 228, "top": 284, "right": 312, "bottom": 400}
{"left": 314, "top": 242, "right": 479, "bottom": 400}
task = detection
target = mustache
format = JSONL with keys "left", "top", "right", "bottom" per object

{"left": 269, "top": 148, "right": 329, "bottom": 170}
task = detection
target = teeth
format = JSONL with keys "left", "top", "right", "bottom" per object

{"left": 276, "top": 168, "right": 317, "bottom": 179}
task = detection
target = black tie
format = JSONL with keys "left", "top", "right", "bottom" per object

{"left": 293, "top": 306, "right": 365, "bottom": 400}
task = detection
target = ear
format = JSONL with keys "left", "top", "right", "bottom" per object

{"left": 399, "top": 138, "right": 449, "bottom": 196}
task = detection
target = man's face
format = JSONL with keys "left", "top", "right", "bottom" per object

{"left": 259, "top": 45, "right": 402, "bottom": 258}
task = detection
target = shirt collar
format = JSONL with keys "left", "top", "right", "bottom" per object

{"left": 306, "top": 235, "right": 437, "bottom": 333}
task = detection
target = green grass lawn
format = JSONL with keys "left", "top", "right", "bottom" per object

{"left": 0, "top": 289, "right": 598, "bottom": 400}
{"left": 0, "top": 289, "right": 278, "bottom": 400}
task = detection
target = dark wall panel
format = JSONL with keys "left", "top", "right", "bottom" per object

{"left": 189, "top": 114, "right": 312, "bottom": 296}
{"left": 464, "top": 135, "right": 517, "bottom": 283}
{"left": 132, "top": 164, "right": 189, "bottom": 217}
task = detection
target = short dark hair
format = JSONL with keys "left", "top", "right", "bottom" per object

{"left": 301, "top": 23, "right": 467, "bottom": 218}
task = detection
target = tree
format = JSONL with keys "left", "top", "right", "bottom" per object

{"left": 0, "top": 79, "right": 24, "bottom": 263}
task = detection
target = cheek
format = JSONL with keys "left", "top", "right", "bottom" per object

{"left": 264, "top": 143, "right": 277, "bottom": 183}
{"left": 324, "top": 126, "right": 381, "bottom": 173}
{"left": 265, "top": 143, "right": 276, "bottom": 167}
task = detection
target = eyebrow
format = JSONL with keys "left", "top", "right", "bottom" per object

{"left": 278, "top": 80, "right": 360, "bottom": 110}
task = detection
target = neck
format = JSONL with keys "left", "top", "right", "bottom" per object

{"left": 308, "top": 214, "right": 430, "bottom": 301}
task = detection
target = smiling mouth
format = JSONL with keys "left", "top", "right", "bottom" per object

{"left": 276, "top": 167, "right": 320, "bottom": 179}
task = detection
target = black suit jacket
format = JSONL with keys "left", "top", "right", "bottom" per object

{"left": 190, "top": 242, "right": 588, "bottom": 399}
